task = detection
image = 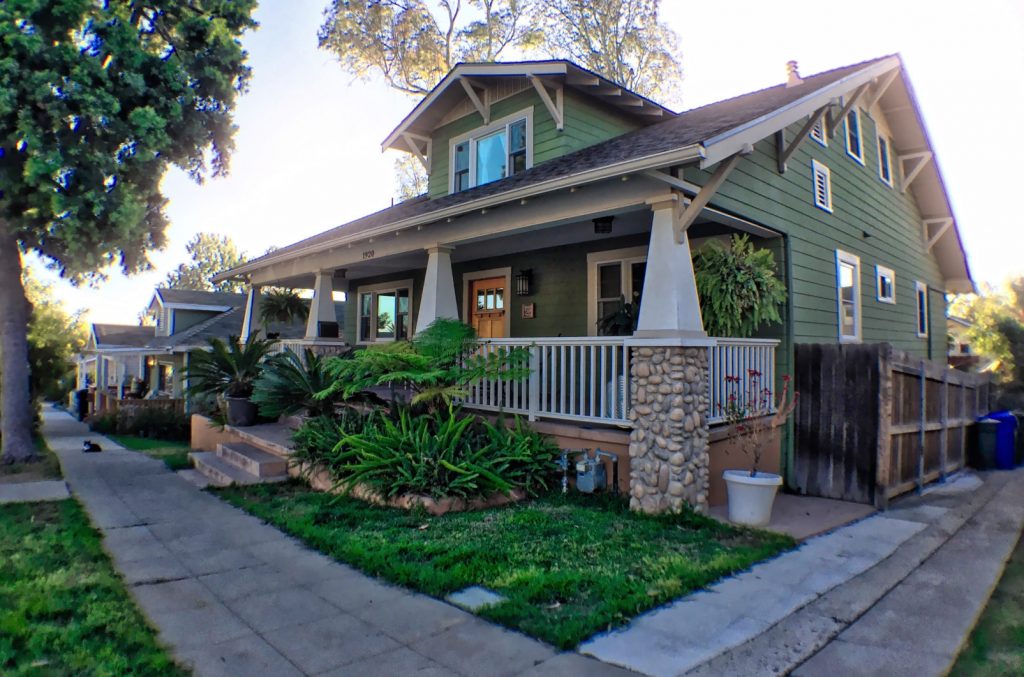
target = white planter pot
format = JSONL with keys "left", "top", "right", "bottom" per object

{"left": 723, "top": 470, "right": 783, "bottom": 527}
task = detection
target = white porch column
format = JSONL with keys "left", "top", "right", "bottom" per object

{"left": 635, "top": 197, "right": 707, "bottom": 339}
{"left": 94, "top": 356, "right": 107, "bottom": 409}
{"left": 306, "top": 270, "right": 340, "bottom": 339}
{"left": 240, "top": 284, "right": 263, "bottom": 342}
{"left": 415, "top": 246, "right": 459, "bottom": 334}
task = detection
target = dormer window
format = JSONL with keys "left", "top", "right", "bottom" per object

{"left": 450, "top": 109, "right": 532, "bottom": 193}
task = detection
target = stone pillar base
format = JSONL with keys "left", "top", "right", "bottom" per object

{"left": 628, "top": 346, "right": 710, "bottom": 514}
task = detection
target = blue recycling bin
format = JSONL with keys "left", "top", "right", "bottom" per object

{"left": 986, "top": 411, "right": 1018, "bottom": 470}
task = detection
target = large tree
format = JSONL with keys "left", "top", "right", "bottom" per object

{"left": 164, "top": 232, "right": 247, "bottom": 293}
{"left": 0, "top": 1, "right": 258, "bottom": 463}
{"left": 319, "top": 0, "right": 682, "bottom": 199}
{"left": 24, "top": 270, "right": 89, "bottom": 405}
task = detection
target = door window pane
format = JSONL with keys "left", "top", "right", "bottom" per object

{"left": 495, "top": 287, "right": 504, "bottom": 309}
{"left": 377, "top": 291, "right": 396, "bottom": 339}
{"left": 476, "top": 130, "right": 507, "bottom": 185}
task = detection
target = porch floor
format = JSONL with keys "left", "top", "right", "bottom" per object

{"left": 710, "top": 493, "right": 876, "bottom": 541}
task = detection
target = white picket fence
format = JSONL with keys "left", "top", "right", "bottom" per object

{"left": 463, "top": 336, "right": 779, "bottom": 427}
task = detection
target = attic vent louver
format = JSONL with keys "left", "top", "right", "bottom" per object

{"left": 786, "top": 60, "right": 803, "bottom": 88}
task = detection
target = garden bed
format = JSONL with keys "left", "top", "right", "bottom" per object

{"left": 0, "top": 499, "right": 184, "bottom": 674}
{"left": 214, "top": 481, "right": 794, "bottom": 648}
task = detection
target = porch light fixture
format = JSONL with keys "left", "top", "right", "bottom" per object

{"left": 593, "top": 216, "right": 614, "bottom": 235}
{"left": 515, "top": 269, "right": 533, "bottom": 297}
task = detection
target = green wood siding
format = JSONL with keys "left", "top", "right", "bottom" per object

{"left": 686, "top": 107, "right": 946, "bottom": 361}
{"left": 427, "top": 89, "right": 641, "bottom": 199}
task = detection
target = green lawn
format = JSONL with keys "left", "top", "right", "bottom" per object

{"left": 0, "top": 438, "right": 62, "bottom": 484}
{"left": 951, "top": 534, "right": 1024, "bottom": 675}
{"left": 0, "top": 500, "right": 184, "bottom": 675}
{"left": 216, "top": 481, "right": 794, "bottom": 648}
{"left": 108, "top": 435, "right": 192, "bottom": 471}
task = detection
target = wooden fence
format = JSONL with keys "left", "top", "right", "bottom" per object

{"left": 94, "top": 391, "right": 185, "bottom": 416}
{"left": 793, "top": 343, "right": 992, "bottom": 507}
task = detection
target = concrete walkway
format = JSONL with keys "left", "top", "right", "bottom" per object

{"left": 583, "top": 468, "right": 1024, "bottom": 677}
{"left": 0, "top": 479, "right": 69, "bottom": 503}
{"left": 42, "top": 409, "right": 629, "bottom": 677}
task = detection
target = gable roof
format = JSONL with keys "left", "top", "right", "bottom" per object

{"left": 91, "top": 324, "right": 152, "bottom": 349}
{"left": 153, "top": 288, "right": 248, "bottom": 310}
{"left": 382, "top": 60, "right": 676, "bottom": 153}
{"left": 218, "top": 55, "right": 971, "bottom": 292}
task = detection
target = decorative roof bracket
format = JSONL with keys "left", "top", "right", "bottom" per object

{"left": 458, "top": 77, "right": 490, "bottom": 125}
{"left": 827, "top": 83, "right": 870, "bottom": 138}
{"left": 674, "top": 147, "right": 750, "bottom": 242}
{"left": 529, "top": 75, "right": 564, "bottom": 130}
{"left": 899, "top": 151, "right": 933, "bottom": 193}
{"left": 776, "top": 104, "right": 829, "bottom": 173}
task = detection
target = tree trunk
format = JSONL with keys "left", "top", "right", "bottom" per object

{"left": 0, "top": 228, "right": 37, "bottom": 463}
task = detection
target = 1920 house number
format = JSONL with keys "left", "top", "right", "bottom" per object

{"left": 362, "top": 250, "right": 375, "bottom": 260}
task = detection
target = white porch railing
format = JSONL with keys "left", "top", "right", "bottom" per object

{"left": 466, "top": 337, "right": 631, "bottom": 425}
{"left": 463, "top": 336, "right": 779, "bottom": 428}
{"left": 707, "top": 338, "right": 780, "bottom": 425}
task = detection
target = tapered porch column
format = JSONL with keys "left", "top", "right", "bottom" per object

{"left": 305, "top": 270, "right": 340, "bottom": 339}
{"left": 628, "top": 196, "right": 712, "bottom": 515}
{"left": 240, "top": 284, "right": 262, "bottom": 342}
{"left": 635, "top": 197, "right": 707, "bottom": 339}
{"left": 415, "top": 246, "right": 458, "bottom": 334}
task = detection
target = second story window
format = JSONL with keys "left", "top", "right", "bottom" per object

{"left": 845, "top": 108, "right": 864, "bottom": 164}
{"left": 450, "top": 109, "right": 532, "bottom": 194}
{"left": 878, "top": 135, "right": 893, "bottom": 187}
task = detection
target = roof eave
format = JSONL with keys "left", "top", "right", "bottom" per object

{"left": 214, "top": 142, "right": 706, "bottom": 283}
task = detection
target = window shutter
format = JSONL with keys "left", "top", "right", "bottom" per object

{"left": 812, "top": 160, "right": 832, "bottom": 212}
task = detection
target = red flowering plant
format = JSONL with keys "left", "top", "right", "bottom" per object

{"left": 723, "top": 370, "right": 798, "bottom": 477}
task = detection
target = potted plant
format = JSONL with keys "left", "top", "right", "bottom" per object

{"left": 722, "top": 370, "right": 797, "bottom": 527}
{"left": 184, "top": 336, "right": 277, "bottom": 427}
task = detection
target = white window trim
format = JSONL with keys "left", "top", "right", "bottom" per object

{"left": 835, "top": 249, "right": 862, "bottom": 343}
{"left": 448, "top": 107, "right": 534, "bottom": 194}
{"left": 844, "top": 108, "right": 865, "bottom": 165}
{"left": 586, "top": 246, "right": 647, "bottom": 336}
{"left": 461, "top": 267, "right": 512, "bottom": 338}
{"left": 356, "top": 278, "right": 415, "bottom": 344}
{"left": 915, "top": 280, "right": 929, "bottom": 338}
{"left": 877, "top": 134, "right": 894, "bottom": 187}
{"left": 809, "top": 116, "right": 828, "bottom": 147}
{"left": 811, "top": 159, "right": 833, "bottom": 213}
{"left": 875, "top": 264, "right": 896, "bottom": 304}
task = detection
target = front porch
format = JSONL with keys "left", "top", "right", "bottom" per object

{"left": 234, "top": 173, "right": 788, "bottom": 512}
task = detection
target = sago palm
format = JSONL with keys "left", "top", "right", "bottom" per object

{"left": 185, "top": 336, "right": 277, "bottom": 399}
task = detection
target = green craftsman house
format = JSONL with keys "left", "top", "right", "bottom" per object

{"left": 215, "top": 55, "right": 972, "bottom": 512}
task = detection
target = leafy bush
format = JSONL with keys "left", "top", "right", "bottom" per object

{"left": 184, "top": 336, "right": 277, "bottom": 399}
{"left": 290, "top": 409, "right": 374, "bottom": 472}
{"left": 86, "top": 406, "right": 189, "bottom": 441}
{"left": 693, "top": 234, "right": 786, "bottom": 337}
{"left": 317, "top": 318, "right": 529, "bottom": 410}
{"left": 252, "top": 348, "right": 347, "bottom": 419}
{"left": 325, "top": 406, "right": 559, "bottom": 499}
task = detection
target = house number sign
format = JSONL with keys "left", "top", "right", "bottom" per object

{"left": 362, "top": 249, "right": 375, "bottom": 260}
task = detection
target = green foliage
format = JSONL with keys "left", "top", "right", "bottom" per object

{"left": 950, "top": 279, "right": 1024, "bottom": 384}
{"left": 258, "top": 289, "right": 310, "bottom": 326}
{"left": 88, "top": 407, "right": 189, "bottom": 441}
{"left": 184, "top": 336, "right": 277, "bottom": 400}
{"left": 596, "top": 295, "right": 638, "bottom": 336}
{"left": 164, "top": 233, "right": 247, "bottom": 293}
{"left": 252, "top": 348, "right": 345, "bottom": 419}
{"left": 23, "top": 271, "right": 88, "bottom": 403}
{"left": 0, "top": 500, "right": 184, "bottom": 674}
{"left": 326, "top": 406, "right": 559, "bottom": 500}
{"left": 318, "top": 318, "right": 529, "bottom": 410}
{"left": 319, "top": 0, "right": 680, "bottom": 103}
{"left": 693, "top": 235, "right": 787, "bottom": 338}
{"left": 216, "top": 484, "right": 793, "bottom": 649}
{"left": 0, "top": 1, "right": 258, "bottom": 280}
{"left": 290, "top": 410, "right": 378, "bottom": 473}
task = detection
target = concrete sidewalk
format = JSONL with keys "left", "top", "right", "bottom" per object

{"left": 42, "top": 408, "right": 628, "bottom": 677}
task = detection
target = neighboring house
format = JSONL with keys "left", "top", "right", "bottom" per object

{"left": 948, "top": 315, "right": 994, "bottom": 372}
{"left": 214, "top": 55, "right": 972, "bottom": 511}
{"left": 77, "top": 323, "right": 154, "bottom": 399}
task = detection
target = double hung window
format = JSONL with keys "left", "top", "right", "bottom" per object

{"left": 450, "top": 110, "right": 531, "bottom": 193}
{"left": 358, "top": 281, "right": 413, "bottom": 342}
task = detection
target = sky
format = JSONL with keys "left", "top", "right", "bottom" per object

{"left": 35, "top": 0, "right": 1024, "bottom": 324}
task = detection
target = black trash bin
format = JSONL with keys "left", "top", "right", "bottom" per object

{"left": 974, "top": 417, "right": 999, "bottom": 470}
{"left": 75, "top": 388, "right": 90, "bottom": 422}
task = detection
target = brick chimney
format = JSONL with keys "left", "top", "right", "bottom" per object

{"left": 785, "top": 60, "right": 803, "bottom": 88}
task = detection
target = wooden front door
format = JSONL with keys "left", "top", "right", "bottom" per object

{"left": 469, "top": 277, "right": 507, "bottom": 338}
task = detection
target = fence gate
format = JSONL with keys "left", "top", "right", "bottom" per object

{"left": 793, "top": 343, "right": 991, "bottom": 507}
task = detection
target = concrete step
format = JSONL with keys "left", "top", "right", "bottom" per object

{"left": 190, "top": 452, "right": 284, "bottom": 487}
{"left": 177, "top": 468, "right": 212, "bottom": 489}
{"left": 217, "top": 442, "right": 289, "bottom": 478}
